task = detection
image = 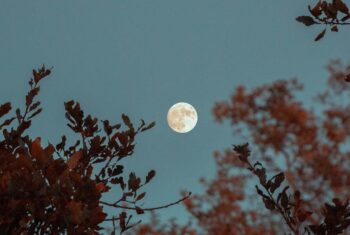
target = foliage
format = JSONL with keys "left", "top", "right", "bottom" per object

{"left": 0, "top": 66, "right": 189, "bottom": 235}
{"left": 132, "top": 61, "right": 350, "bottom": 235}
{"left": 234, "top": 143, "right": 350, "bottom": 235}
{"left": 296, "top": 0, "right": 350, "bottom": 41}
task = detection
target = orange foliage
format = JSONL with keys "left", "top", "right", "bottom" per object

{"left": 0, "top": 66, "right": 186, "bottom": 234}
{"left": 133, "top": 61, "right": 350, "bottom": 234}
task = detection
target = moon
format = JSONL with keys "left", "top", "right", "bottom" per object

{"left": 167, "top": 102, "right": 198, "bottom": 133}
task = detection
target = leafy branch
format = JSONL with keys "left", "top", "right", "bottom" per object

{"left": 296, "top": 0, "right": 350, "bottom": 41}
{"left": 233, "top": 143, "right": 350, "bottom": 235}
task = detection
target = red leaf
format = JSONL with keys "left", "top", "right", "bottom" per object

{"left": 315, "top": 28, "right": 326, "bottom": 41}
{"left": 67, "top": 150, "right": 82, "bottom": 169}
{"left": 136, "top": 192, "right": 146, "bottom": 201}
{"left": 122, "top": 113, "right": 133, "bottom": 129}
{"left": 140, "top": 121, "right": 156, "bottom": 132}
{"left": 0, "top": 102, "right": 11, "bottom": 118}
{"left": 331, "top": 25, "right": 339, "bottom": 32}
{"left": 296, "top": 16, "right": 316, "bottom": 26}
{"left": 0, "top": 117, "right": 15, "bottom": 129}
{"left": 135, "top": 206, "right": 144, "bottom": 214}
{"left": 31, "top": 138, "right": 42, "bottom": 157}
{"left": 145, "top": 170, "right": 156, "bottom": 183}
{"left": 309, "top": 2, "right": 322, "bottom": 17}
{"left": 334, "top": 0, "right": 349, "bottom": 14}
{"left": 96, "top": 182, "right": 105, "bottom": 192}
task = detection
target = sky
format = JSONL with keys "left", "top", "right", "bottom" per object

{"left": 1, "top": 0, "right": 350, "bottom": 230}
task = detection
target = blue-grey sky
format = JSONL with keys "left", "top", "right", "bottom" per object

{"left": 1, "top": 0, "right": 350, "bottom": 228}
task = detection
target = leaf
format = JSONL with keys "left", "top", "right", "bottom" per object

{"left": 0, "top": 117, "right": 15, "bottom": 129}
{"left": 67, "top": 150, "right": 83, "bottom": 169}
{"left": 29, "top": 101, "right": 41, "bottom": 112}
{"left": 308, "top": 2, "right": 322, "bottom": 17}
{"left": 115, "top": 133, "right": 128, "bottom": 147}
{"left": 280, "top": 191, "right": 289, "bottom": 209}
{"left": 141, "top": 121, "right": 156, "bottom": 132}
{"left": 31, "top": 137, "right": 42, "bottom": 157}
{"left": 269, "top": 172, "right": 285, "bottom": 193}
{"left": 233, "top": 143, "right": 251, "bottom": 162}
{"left": 112, "top": 165, "right": 124, "bottom": 176}
{"left": 331, "top": 25, "right": 339, "bottom": 32}
{"left": 56, "top": 135, "right": 67, "bottom": 151}
{"left": 334, "top": 0, "right": 349, "bottom": 14}
{"left": 128, "top": 172, "right": 141, "bottom": 192}
{"left": 122, "top": 113, "right": 133, "bottom": 129}
{"left": 33, "top": 66, "right": 51, "bottom": 83}
{"left": 263, "top": 197, "right": 275, "bottom": 210}
{"left": 26, "top": 87, "right": 40, "bottom": 106}
{"left": 111, "top": 177, "right": 125, "bottom": 190}
{"left": 96, "top": 182, "right": 106, "bottom": 192}
{"left": 32, "top": 69, "right": 41, "bottom": 83}
{"left": 136, "top": 192, "right": 146, "bottom": 201}
{"left": 0, "top": 102, "right": 11, "bottom": 118}
{"left": 27, "top": 108, "right": 42, "bottom": 120}
{"left": 277, "top": 186, "right": 289, "bottom": 206}
{"left": 15, "top": 108, "right": 22, "bottom": 122}
{"left": 145, "top": 170, "right": 156, "bottom": 183}
{"left": 135, "top": 206, "right": 144, "bottom": 214}
{"left": 296, "top": 16, "right": 316, "bottom": 26}
{"left": 255, "top": 167, "right": 267, "bottom": 185}
{"left": 324, "top": 4, "right": 338, "bottom": 19}
{"left": 102, "top": 120, "right": 112, "bottom": 135}
{"left": 341, "top": 14, "right": 350, "bottom": 21}
{"left": 315, "top": 28, "right": 326, "bottom": 41}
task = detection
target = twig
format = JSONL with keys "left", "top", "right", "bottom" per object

{"left": 101, "top": 192, "right": 191, "bottom": 212}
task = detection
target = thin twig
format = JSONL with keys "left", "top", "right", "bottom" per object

{"left": 101, "top": 193, "right": 191, "bottom": 212}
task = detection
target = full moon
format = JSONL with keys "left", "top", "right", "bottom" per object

{"left": 167, "top": 102, "right": 198, "bottom": 133}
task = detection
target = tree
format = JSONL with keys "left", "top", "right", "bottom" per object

{"left": 0, "top": 66, "right": 189, "bottom": 235}
{"left": 296, "top": 0, "right": 350, "bottom": 41}
{"left": 132, "top": 60, "right": 350, "bottom": 234}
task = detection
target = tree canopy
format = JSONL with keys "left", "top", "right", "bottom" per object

{"left": 0, "top": 66, "right": 188, "bottom": 235}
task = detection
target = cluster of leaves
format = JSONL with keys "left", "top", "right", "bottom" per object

{"left": 234, "top": 143, "right": 350, "bottom": 235}
{"left": 296, "top": 0, "right": 350, "bottom": 41}
{"left": 0, "top": 66, "right": 188, "bottom": 235}
{"left": 213, "top": 62, "right": 350, "bottom": 205}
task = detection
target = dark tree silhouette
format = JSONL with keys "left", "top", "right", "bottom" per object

{"left": 296, "top": 0, "right": 350, "bottom": 41}
{"left": 0, "top": 66, "right": 189, "bottom": 235}
{"left": 132, "top": 61, "right": 350, "bottom": 235}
